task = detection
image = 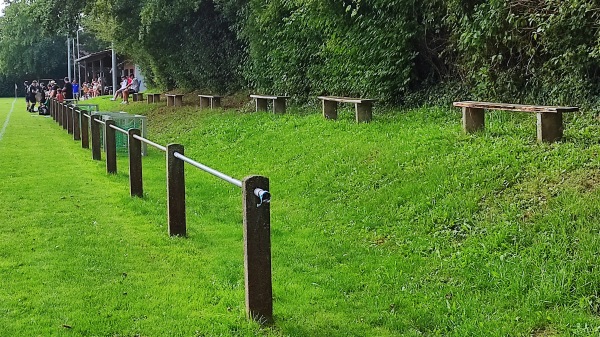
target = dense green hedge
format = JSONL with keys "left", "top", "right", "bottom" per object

{"left": 3, "top": 0, "right": 600, "bottom": 105}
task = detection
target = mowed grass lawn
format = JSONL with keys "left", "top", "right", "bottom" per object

{"left": 1, "top": 96, "right": 600, "bottom": 336}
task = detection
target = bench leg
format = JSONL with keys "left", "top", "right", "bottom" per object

{"left": 154, "top": 95, "right": 161, "bottom": 103}
{"left": 167, "top": 96, "right": 173, "bottom": 106}
{"left": 147, "top": 95, "right": 153, "bottom": 104}
{"left": 462, "top": 107, "right": 485, "bottom": 133}
{"left": 537, "top": 112, "right": 563, "bottom": 143}
{"left": 200, "top": 97, "right": 210, "bottom": 109}
{"left": 355, "top": 102, "right": 373, "bottom": 123}
{"left": 273, "top": 98, "right": 286, "bottom": 114}
{"left": 323, "top": 100, "right": 338, "bottom": 120}
{"left": 256, "top": 98, "right": 268, "bottom": 112}
{"left": 212, "top": 97, "right": 221, "bottom": 109}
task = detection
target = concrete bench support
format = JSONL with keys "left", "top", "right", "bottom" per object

{"left": 147, "top": 93, "right": 161, "bottom": 104}
{"left": 133, "top": 93, "right": 144, "bottom": 102}
{"left": 166, "top": 94, "right": 184, "bottom": 107}
{"left": 250, "top": 95, "right": 290, "bottom": 114}
{"left": 454, "top": 101, "right": 578, "bottom": 143}
{"left": 462, "top": 107, "right": 485, "bottom": 133}
{"left": 318, "top": 96, "right": 376, "bottom": 123}
{"left": 198, "top": 95, "right": 222, "bottom": 109}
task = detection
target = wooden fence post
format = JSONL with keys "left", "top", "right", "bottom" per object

{"left": 81, "top": 111, "right": 89, "bottom": 149}
{"left": 50, "top": 99, "right": 54, "bottom": 119}
{"left": 73, "top": 108, "right": 81, "bottom": 141}
{"left": 128, "top": 129, "right": 143, "bottom": 197}
{"left": 105, "top": 119, "right": 117, "bottom": 174}
{"left": 242, "top": 175, "right": 273, "bottom": 324}
{"left": 90, "top": 115, "right": 102, "bottom": 160}
{"left": 62, "top": 103, "right": 68, "bottom": 131}
{"left": 67, "top": 105, "right": 74, "bottom": 134}
{"left": 166, "top": 144, "right": 186, "bottom": 236}
{"left": 58, "top": 103, "right": 63, "bottom": 127}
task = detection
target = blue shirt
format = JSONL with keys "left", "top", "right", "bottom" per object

{"left": 72, "top": 83, "right": 79, "bottom": 94}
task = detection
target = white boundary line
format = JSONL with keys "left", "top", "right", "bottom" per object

{"left": 0, "top": 97, "right": 17, "bottom": 142}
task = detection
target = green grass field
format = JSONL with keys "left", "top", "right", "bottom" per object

{"left": 1, "top": 96, "right": 599, "bottom": 336}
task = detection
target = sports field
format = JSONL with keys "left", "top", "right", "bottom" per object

{"left": 1, "top": 97, "right": 600, "bottom": 336}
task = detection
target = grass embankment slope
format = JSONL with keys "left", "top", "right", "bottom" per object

{"left": 1, "top": 95, "right": 600, "bottom": 336}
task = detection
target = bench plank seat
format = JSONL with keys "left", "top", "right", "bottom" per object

{"left": 453, "top": 100, "right": 579, "bottom": 143}
{"left": 453, "top": 101, "right": 578, "bottom": 113}
{"left": 317, "top": 96, "right": 376, "bottom": 123}
{"left": 250, "top": 94, "right": 289, "bottom": 114}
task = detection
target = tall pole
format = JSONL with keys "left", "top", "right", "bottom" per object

{"left": 77, "top": 29, "right": 81, "bottom": 85}
{"left": 111, "top": 44, "right": 117, "bottom": 95}
{"left": 72, "top": 39, "right": 76, "bottom": 81}
{"left": 67, "top": 37, "right": 72, "bottom": 80}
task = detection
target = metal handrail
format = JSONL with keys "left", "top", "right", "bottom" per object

{"left": 109, "top": 124, "right": 128, "bottom": 135}
{"left": 132, "top": 134, "right": 167, "bottom": 152}
{"left": 173, "top": 152, "right": 243, "bottom": 188}
{"left": 95, "top": 119, "right": 106, "bottom": 126}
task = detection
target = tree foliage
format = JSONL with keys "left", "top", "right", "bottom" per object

{"left": 3, "top": 0, "right": 600, "bottom": 105}
{"left": 0, "top": 1, "right": 67, "bottom": 80}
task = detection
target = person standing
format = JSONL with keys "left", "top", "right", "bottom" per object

{"left": 24, "top": 81, "right": 30, "bottom": 111}
{"left": 62, "top": 77, "right": 73, "bottom": 100}
{"left": 27, "top": 80, "right": 40, "bottom": 112}
{"left": 72, "top": 80, "right": 79, "bottom": 100}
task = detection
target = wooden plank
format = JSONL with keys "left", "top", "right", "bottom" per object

{"left": 250, "top": 94, "right": 289, "bottom": 100}
{"left": 318, "top": 96, "right": 376, "bottom": 104}
{"left": 453, "top": 101, "right": 578, "bottom": 113}
{"left": 198, "top": 94, "right": 223, "bottom": 99}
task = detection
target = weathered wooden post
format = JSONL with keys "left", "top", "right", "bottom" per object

{"left": 323, "top": 100, "right": 338, "bottom": 120}
{"left": 73, "top": 108, "right": 81, "bottom": 141}
{"left": 355, "top": 102, "right": 373, "bottom": 123}
{"left": 62, "top": 103, "right": 68, "bottom": 131}
{"left": 242, "top": 175, "right": 273, "bottom": 324}
{"left": 255, "top": 98, "right": 268, "bottom": 112}
{"left": 90, "top": 115, "right": 102, "bottom": 160}
{"left": 50, "top": 99, "right": 54, "bottom": 119}
{"left": 57, "top": 102, "right": 63, "bottom": 127}
{"left": 128, "top": 129, "right": 143, "bottom": 197}
{"left": 462, "top": 107, "right": 485, "bottom": 133}
{"left": 273, "top": 98, "right": 286, "bottom": 114}
{"left": 80, "top": 112, "right": 89, "bottom": 149}
{"left": 166, "top": 144, "right": 186, "bottom": 236}
{"left": 67, "top": 105, "right": 74, "bottom": 134}
{"left": 537, "top": 112, "right": 563, "bottom": 143}
{"left": 105, "top": 119, "right": 117, "bottom": 174}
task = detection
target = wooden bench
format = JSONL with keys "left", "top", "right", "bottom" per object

{"left": 146, "top": 93, "right": 162, "bottom": 104}
{"left": 198, "top": 94, "right": 222, "bottom": 109}
{"left": 250, "top": 94, "right": 289, "bottom": 114}
{"left": 453, "top": 101, "right": 579, "bottom": 143}
{"left": 132, "top": 92, "right": 144, "bottom": 102}
{"left": 317, "top": 96, "right": 376, "bottom": 123}
{"left": 166, "top": 94, "right": 184, "bottom": 107}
